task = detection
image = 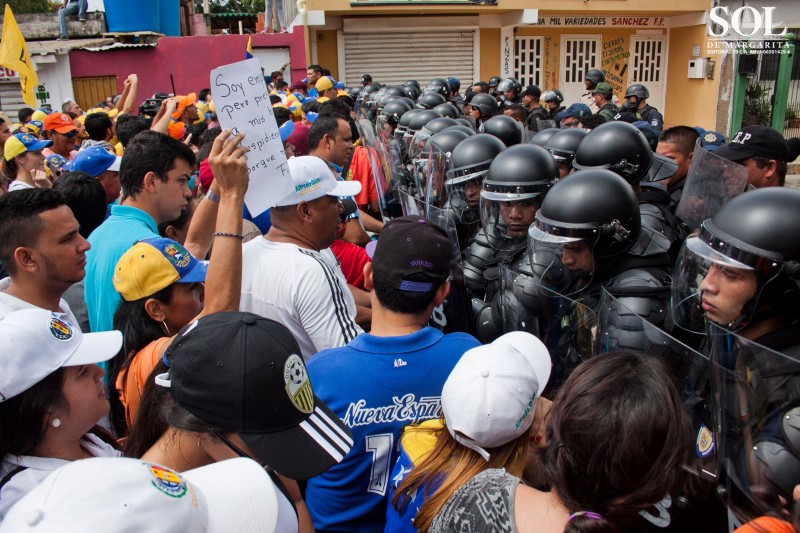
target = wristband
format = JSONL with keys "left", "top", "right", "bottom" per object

{"left": 206, "top": 190, "right": 220, "bottom": 203}
{"left": 213, "top": 232, "right": 244, "bottom": 240}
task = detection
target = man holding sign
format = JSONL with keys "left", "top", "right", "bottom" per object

{"left": 240, "top": 155, "right": 363, "bottom": 360}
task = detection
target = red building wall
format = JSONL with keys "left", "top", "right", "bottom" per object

{"left": 69, "top": 31, "right": 307, "bottom": 106}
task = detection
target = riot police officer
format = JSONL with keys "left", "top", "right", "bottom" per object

{"left": 542, "top": 90, "right": 565, "bottom": 125}
{"left": 497, "top": 78, "right": 523, "bottom": 106}
{"left": 481, "top": 114, "right": 524, "bottom": 147}
{"left": 617, "top": 84, "right": 664, "bottom": 132}
{"left": 467, "top": 93, "right": 500, "bottom": 129}
{"left": 543, "top": 128, "right": 587, "bottom": 178}
{"left": 464, "top": 144, "right": 559, "bottom": 341}
{"left": 580, "top": 68, "right": 605, "bottom": 113}
{"left": 527, "top": 169, "right": 672, "bottom": 385}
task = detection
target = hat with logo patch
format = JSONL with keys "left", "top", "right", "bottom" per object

{"left": 113, "top": 237, "right": 208, "bottom": 302}
{"left": 0, "top": 457, "right": 280, "bottom": 533}
{"left": 366, "top": 215, "right": 451, "bottom": 293}
{"left": 441, "top": 331, "right": 551, "bottom": 461}
{"left": 42, "top": 112, "right": 78, "bottom": 134}
{"left": 693, "top": 127, "right": 726, "bottom": 152}
{"left": 0, "top": 309, "right": 122, "bottom": 402}
{"left": 521, "top": 85, "right": 541, "bottom": 98}
{"left": 70, "top": 145, "right": 122, "bottom": 177}
{"left": 274, "top": 155, "right": 361, "bottom": 207}
{"left": 4, "top": 133, "right": 52, "bottom": 161}
{"left": 158, "top": 311, "right": 354, "bottom": 480}
{"left": 556, "top": 103, "right": 593, "bottom": 121}
{"left": 715, "top": 125, "right": 789, "bottom": 162}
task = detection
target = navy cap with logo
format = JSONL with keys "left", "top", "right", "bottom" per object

{"left": 715, "top": 125, "right": 789, "bottom": 162}
{"left": 163, "top": 311, "right": 354, "bottom": 480}
{"left": 521, "top": 85, "right": 541, "bottom": 98}
{"left": 556, "top": 103, "right": 593, "bottom": 121}
{"left": 366, "top": 216, "right": 451, "bottom": 293}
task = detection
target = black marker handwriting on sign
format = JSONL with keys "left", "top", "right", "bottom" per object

{"left": 248, "top": 129, "right": 282, "bottom": 152}
{"left": 220, "top": 100, "right": 250, "bottom": 120}
{"left": 214, "top": 74, "right": 246, "bottom": 98}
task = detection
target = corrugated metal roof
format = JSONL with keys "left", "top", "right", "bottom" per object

{"left": 211, "top": 12, "right": 257, "bottom": 18}
{"left": 84, "top": 41, "right": 158, "bottom": 51}
{"left": 27, "top": 38, "right": 116, "bottom": 55}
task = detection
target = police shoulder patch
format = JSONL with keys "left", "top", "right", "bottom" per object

{"left": 696, "top": 424, "right": 714, "bottom": 457}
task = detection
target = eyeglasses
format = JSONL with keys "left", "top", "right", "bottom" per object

{"left": 561, "top": 120, "right": 580, "bottom": 128}
{"left": 62, "top": 130, "right": 77, "bottom": 139}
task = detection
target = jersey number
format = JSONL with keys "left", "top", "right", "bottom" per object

{"left": 366, "top": 433, "right": 394, "bottom": 496}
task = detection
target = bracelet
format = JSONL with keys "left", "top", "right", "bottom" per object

{"left": 205, "top": 190, "right": 220, "bottom": 203}
{"left": 213, "top": 232, "right": 244, "bottom": 240}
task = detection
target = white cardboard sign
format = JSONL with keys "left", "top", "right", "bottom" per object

{"left": 210, "top": 57, "right": 291, "bottom": 216}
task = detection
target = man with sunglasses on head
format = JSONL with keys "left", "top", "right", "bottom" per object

{"left": 42, "top": 112, "right": 79, "bottom": 162}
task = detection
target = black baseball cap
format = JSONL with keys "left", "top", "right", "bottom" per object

{"left": 163, "top": 311, "right": 354, "bottom": 480}
{"left": 366, "top": 216, "right": 451, "bottom": 293}
{"left": 361, "top": 74, "right": 372, "bottom": 84}
{"left": 715, "top": 125, "right": 789, "bottom": 162}
{"left": 521, "top": 85, "right": 541, "bottom": 98}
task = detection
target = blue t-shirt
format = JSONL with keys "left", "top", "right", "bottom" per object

{"left": 85, "top": 204, "right": 159, "bottom": 333}
{"left": 305, "top": 327, "right": 479, "bottom": 533}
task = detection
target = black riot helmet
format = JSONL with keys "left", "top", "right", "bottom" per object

{"left": 402, "top": 85, "right": 421, "bottom": 101}
{"left": 672, "top": 188, "right": 800, "bottom": 332}
{"left": 433, "top": 102, "right": 461, "bottom": 118}
{"left": 430, "top": 129, "right": 472, "bottom": 155}
{"left": 584, "top": 69, "right": 605, "bottom": 89}
{"left": 496, "top": 78, "right": 522, "bottom": 96}
{"left": 544, "top": 128, "right": 588, "bottom": 165}
{"left": 542, "top": 90, "right": 564, "bottom": 106}
{"left": 481, "top": 115, "right": 524, "bottom": 147}
{"left": 417, "top": 92, "right": 447, "bottom": 110}
{"left": 446, "top": 125, "right": 477, "bottom": 137}
{"left": 381, "top": 100, "right": 412, "bottom": 128}
{"left": 625, "top": 84, "right": 650, "bottom": 99}
{"left": 395, "top": 108, "right": 424, "bottom": 140}
{"left": 447, "top": 77, "right": 461, "bottom": 93}
{"left": 406, "top": 109, "right": 443, "bottom": 136}
{"left": 480, "top": 144, "right": 559, "bottom": 247}
{"left": 349, "top": 86, "right": 362, "bottom": 98}
{"left": 530, "top": 128, "right": 561, "bottom": 147}
{"left": 483, "top": 144, "right": 558, "bottom": 193}
{"left": 421, "top": 117, "right": 459, "bottom": 136}
{"left": 425, "top": 78, "right": 451, "bottom": 98}
{"left": 362, "top": 83, "right": 381, "bottom": 96}
{"left": 384, "top": 86, "right": 407, "bottom": 98}
{"left": 488, "top": 76, "right": 503, "bottom": 89}
{"left": 446, "top": 133, "right": 506, "bottom": 186}
{"left": 572, "top": 121, "right": 653, "bottom": 185}
{"left": 454, "top": 118, "right": 476, "bottom": 131}
{"left": 469, "top": 93, "right": 499, "bottom": 118}
{"left": 532, "top": 169, "right": 640, "bottom": 262}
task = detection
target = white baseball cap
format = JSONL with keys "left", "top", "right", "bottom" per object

{"left": 274, "top": 155, "right": 361, "bottom": 207}
{"left": 0, "top": 457, "right": 279, "bottom": 533}
{"left": 0, "top": 309, "right": 122, "bottom": 402}
{"left": 441, "top": 331, "right": 552, "bottom": 461}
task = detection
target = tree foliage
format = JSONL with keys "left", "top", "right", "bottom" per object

{"left": 194, "top": 0, "right": 265, "bottom": 14}
{"left": 1, "top": 0, "right": 60, "bottom": 14}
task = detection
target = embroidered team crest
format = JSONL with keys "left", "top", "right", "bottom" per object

{"left": 704, "top": 132, "right": 719, "bottom": 144}
{"left": 149, "top": 464, "right": 187, "bottom": 498}
{"left": 284, "top": 354, "right": 314, "bottom": 413}
{"left": 696, "top": 424, "right": 714, "bottom": 458}
{"left": 49, "top": 315, "right": 73, "bottom": 341}
{"left": 163, "top": 243, "right": 191, "bottom": 268}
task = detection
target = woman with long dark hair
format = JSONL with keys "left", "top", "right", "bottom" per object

{"left": 2, "top": 133, "right": 52, "bottom": 194}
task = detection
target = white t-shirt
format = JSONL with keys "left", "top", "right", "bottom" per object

{"left": 0, "top": 277, "right": 80, "bottom": 326}
{"left": 7, "top": 181, "right": 34, "bottom": 192}
{"left": 240, "top": 238, "right": 363, "bottom": 360}
{"left": 0, "top": 433, "right": 120, "bottom": 520}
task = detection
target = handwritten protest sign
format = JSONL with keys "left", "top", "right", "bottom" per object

{"left": 210, "top": 57, "right": 291, "bottom": 216}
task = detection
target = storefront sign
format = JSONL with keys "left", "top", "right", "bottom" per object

{"left": 530, "top": 16, "right": 666, "bottom": 28}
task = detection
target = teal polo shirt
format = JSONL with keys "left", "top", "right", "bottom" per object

{"left": 85, "top": 205, "right": 159, "bottom": 333}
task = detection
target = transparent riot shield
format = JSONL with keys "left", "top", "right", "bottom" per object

{"left": 358, "top": 119, "right": 403, "bottom": 221}
{"left": 528, "top": 278, "right": 597, "bottom": 391}
{"left": 535, "top": 118, "right": 557, "bottom": 131}
{"left": 425, "top": 202, "right": 462, "bottom": 270}
{"left": 424, "top": 147, "right": 451, "bottom": 209}
{"left": 676, "top": 140, "right": 748, "bottom": 232}
{"left": 711, "top": 325, "right": 800, "bottom": 530}
{"left": 596, "top": 289, "right": 717, "bottom": 479}
{"left": 397, "top": 189, "right": 424, "bottom": 217}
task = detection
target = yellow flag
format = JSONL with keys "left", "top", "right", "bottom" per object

{"left": 0, "top": 5, "right": 39, "bottom": 107}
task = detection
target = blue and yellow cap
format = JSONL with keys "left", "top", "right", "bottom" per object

{"left": 113, "top": 238, "right": 208, "bottom": 302}
{"left": 4, "top": 133, "right": 52, "bottom": 161}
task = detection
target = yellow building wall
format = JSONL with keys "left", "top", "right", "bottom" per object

{"left": 664, "top": 25, "right": 720, "bottom": 130}
{"left": 480, "top": 29, "right": 501, "bottom": 82}
{"left": 314, "top": 30, "right": 340, "bottom": 79}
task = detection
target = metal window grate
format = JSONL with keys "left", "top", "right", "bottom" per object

{"left": 515, "top": 36, "right": 543, "bottom": 87}
{"left": 564, "top": 38, "right": 599, "bottom": 83}
{"left": 632, "top": 38, "right": 663, "bottom": 84}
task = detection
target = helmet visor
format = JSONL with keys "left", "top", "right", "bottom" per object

{"left": 480, "top": 194, "right": 543, "bottom": 249}
{"left": 527, "top": 224, "right": 597, "bottom": 296}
